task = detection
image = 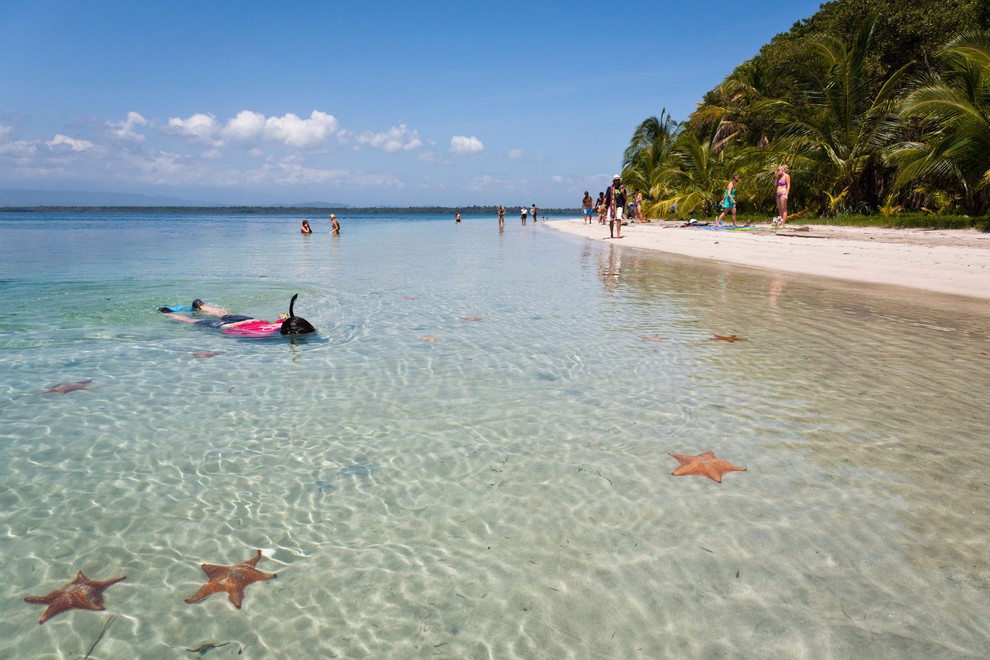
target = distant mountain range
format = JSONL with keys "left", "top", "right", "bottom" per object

{"left": 0, "top": 188, "right": 348, "bottom": 208}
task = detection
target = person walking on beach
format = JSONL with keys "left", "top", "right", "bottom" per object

{"left": 774, "top": 165, "right": 790, "bottom": 226}
{"left": 330, "top": 213, "right": 341, "bottom": 235}
{"left": 716, "top": 174, "right": 740, "bottom": 227}
{"left": 582, "top": 191, "right": 594, "bottom": 224}
{"left": 596, "top": 192, "right": 606, "bottom": 224}
{"left": 521, "top": 206, "right": 528, "bottom": 224}
{"left": 604, "top": 174, "right": 627, "bottom": 239}
{"left": 634, "top": 189, "right": 645, "bottom": 222}
{"left": 497, "top": 204, "right": 505, "bottom": 227}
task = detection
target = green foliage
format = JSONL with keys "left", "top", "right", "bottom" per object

{"left": 622, "top": 0, "right": 990, "bottom": 221}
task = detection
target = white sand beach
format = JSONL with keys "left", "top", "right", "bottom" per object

{"left": 546, "top": 219, "right": 990, "bottom": 301}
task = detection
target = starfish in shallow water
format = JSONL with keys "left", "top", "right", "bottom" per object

{"left": 712, "top": 335, "right": 747, "bottom": 342}
{"left": 25, "top": 571, "right": 125, "bottom": 624}
{"left": 43, "top": 379, "right": 93, "bottom": 395}
{"left": 669, "top": 450, "right": 746, "bottom": 483}
{"left": 185, "top": 549, "right": 276, "bottom": 609}
{"left": 461, "top": 316, "right": 484, "bottom": 322}
{"left": 418, "top": 336, "right": 437, "bottom": 343}
{"left": 640, "top": 335, "right": 664, "bottom": 342}
{"left": 191, "top": 351, "right": 223, "bottom": 359}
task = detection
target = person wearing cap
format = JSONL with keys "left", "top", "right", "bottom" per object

{"left": 604, "top": 174, "right": 627, "bottom": 239}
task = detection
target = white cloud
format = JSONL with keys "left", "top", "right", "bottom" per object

{"left": 47, "top": 134, "right": 96, "bottom": 152}
{"left": 108, "top": 111, "right": 148, "bottom": 141}
{"left": 217, "top": 110, "right": 339, "bottom": 149}
{"left": 264, "top": 110, "right": 338, "bottom": 148}
{"left": 350, "top": 123, "right": 423, "bottom": 153}
{"left": 508, "top": 148, "right": 524, "bottom": 159}
{"left": 168, "top": 113, "right": 220, "bottom": 143}
{"left": 450, "top": 135, "right": 484, "bottom": 155}
{"left": 222, "top": 110, "right": 266, "bottom": 142}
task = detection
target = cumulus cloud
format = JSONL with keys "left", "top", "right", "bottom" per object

{"left": 264, "top": 111, "right": 338, "bottom": 148}
{"left": 47, "top": 134, "right": 96, "bottom": 152}
{"left": 214, "top": 110, "right": 337, "bottom": 148}
{"left": 450, "top": 135, "right": 484, "bottom": 155}
{"left": 167, "top": 113, "right": 220, "bottom": 143}
{"left": 508, "top": 148, "right": 523, "bottom": 159}
{"left": 350, "top": 123, "right": 423, "bottom": 153}
{"left": 220, "top": 110, "right": 264, "bottom": 142}
{"left": 107, "top": 112, "right": 148, "bottom": 141}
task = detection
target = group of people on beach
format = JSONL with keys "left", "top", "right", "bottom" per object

{"left": 583, "top": 165, "right": 791, "bottom": 233}
{"left": 300, "top": 214, "right": 341, "bottom": 235}
{"left": 582, "top": 176, "right": 646, "bottom": 239}
{"left": 494, "top": 204, "right": 540, "bottom": 226}
{"left": 581, "top": 175, "right": 642, "bottom": 239}
{"left": 715, "top": 165, "right": 791, "bottom": 227}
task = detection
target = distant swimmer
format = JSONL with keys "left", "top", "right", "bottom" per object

{"left": 300, "top": 220, "right": 312, "bottom": 234}
{"left": 159, "top": 295, "right": 316, "bottom": 336}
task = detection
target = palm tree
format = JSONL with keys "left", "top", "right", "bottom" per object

{"left": 892, "top": 32, "right": 990, "bottom": 215}
{"left": 621, "top": 109, "right": 680, "bottom": 212}
{"left": 772, "top": 14, "right": 911, "bottom": 213}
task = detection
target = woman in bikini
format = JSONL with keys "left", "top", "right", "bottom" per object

{"left": 775, "top": 165, "right": 791, "bottom": 226}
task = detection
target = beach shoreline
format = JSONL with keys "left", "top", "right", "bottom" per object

{"left": 546, "top": 218, "right": 990, "bottom": 301}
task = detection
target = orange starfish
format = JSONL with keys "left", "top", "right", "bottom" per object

{"left": 669, "top": 450, "right": 746, "bottom": 483}
{"left": 461, "top": 316, "right": 484, "bottom": 322}
{"left": 25, "top": 571, "right": 125, "bottom": 624}
{"left": 192, "top": 351, "right": 223, "bottom": 359}
{"left": 43, "top": 379, "right": 93, "bottom": 395}
{"left": 185, "top": 549, "right": 276, "bottom": 609}
{"left": 712, "top": 335, "right": 747, "bottom": 342}
{"left": 640, "top": 335, "right": 664, "bottom": 342}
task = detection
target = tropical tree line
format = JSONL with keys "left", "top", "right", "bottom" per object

{"left": 622, "top": 1, "right": 990, "bottom": 223}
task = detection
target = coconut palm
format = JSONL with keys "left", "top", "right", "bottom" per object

{"left": 892, "top": 32, "right": 990, "bottom": 215}
{"left": 772, "top": 14, "right": 911, "bottom": 213}
{"left": 621, "top": 109, "right": 680, "bottom": 212}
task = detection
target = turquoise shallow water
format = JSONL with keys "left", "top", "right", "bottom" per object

{"left": 1, "top": 212, "right": 989, "bottom": 658}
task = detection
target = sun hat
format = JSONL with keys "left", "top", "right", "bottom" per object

{"left": 613, "top": 174, "right": 621, "bottom": 180}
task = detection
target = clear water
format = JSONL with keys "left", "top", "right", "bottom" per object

{"left": 1, "top": 212, "right": 989, "bottom": 658}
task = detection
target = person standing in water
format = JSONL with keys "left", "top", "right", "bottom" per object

{"left": 300, "top": 220, "right": 312, "bottom": 234}
{"left": 532, "top": 204, "right": 538, "bottom": 224}
{"left": 330, "top": 213, "right": 341, "bottom": 235}
{"left": 604, "top": 174, "right": 627, "bottom": 239}
{"left": 521, "top": 206, "right": 528, "bottom": 224}
{"left": 582, "top": 191, "right": 594, "bottom": 224}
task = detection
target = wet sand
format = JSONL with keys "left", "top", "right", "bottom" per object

{"left": 546, "top": 219, "right": 990, "bottom": 301}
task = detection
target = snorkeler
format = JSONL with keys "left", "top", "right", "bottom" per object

{"left": 159, "top": 295, "right": 316, "bottom": 336}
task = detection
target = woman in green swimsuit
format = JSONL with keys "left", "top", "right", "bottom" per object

{"left": 716, "top": 174, "right": 740, "bottom": 226}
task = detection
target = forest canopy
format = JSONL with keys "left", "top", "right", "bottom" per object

{"left": 622, "top": 0, "right": 990, "bottom": 221}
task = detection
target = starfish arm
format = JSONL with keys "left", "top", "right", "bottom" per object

{"left": 227, "top": 590, "right": 244, "bottom": 609}
{"left": 185, "top": 583, "right": 222, "bottom": 604}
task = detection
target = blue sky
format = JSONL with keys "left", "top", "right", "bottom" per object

{"left": 0, "top": 1, "right": 825, "bottom": 207}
